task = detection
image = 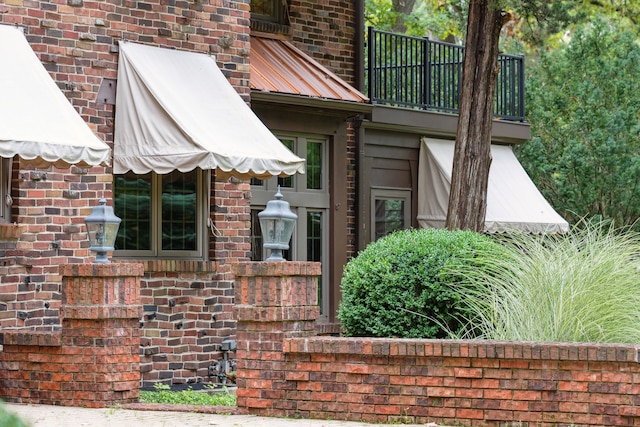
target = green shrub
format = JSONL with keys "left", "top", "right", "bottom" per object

{"left": 451, "top": 221, "right": 640, "bottom": 343}
{"left": 0, "top": 403, "right": 30, "bottom": 427}
{"left": 338, "top": 228, "right": 500, "bottom": 338}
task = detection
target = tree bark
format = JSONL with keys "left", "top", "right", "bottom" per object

{"left": 445, "top": 0, "right": 507, "bottom": 232}
{"left": 391, "top": 0, "right": 417, "bottom": 33}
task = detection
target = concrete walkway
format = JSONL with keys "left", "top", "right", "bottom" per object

{"left": 3, "top": 403, "right": 435, "bottom": 427}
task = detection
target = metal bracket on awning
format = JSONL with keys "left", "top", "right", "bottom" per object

{"left": 96, "top": 78, "right": 117, "bottom": 105}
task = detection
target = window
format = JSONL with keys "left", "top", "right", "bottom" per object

{"left": 251, "top": 0, "right": 287, "bottom": 23}
{"left": 0, "top": 157, "right": 11, "bottom": 223}
{"left": 371, "top": 188, "right": 412, "bottom": 241}
{"left": 114, "top": 169, "right": 207, "bottom": 258}
{"left": 251, "top": 135, "right": 330, "bottom": 318}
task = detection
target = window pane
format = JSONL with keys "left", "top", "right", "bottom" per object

{"left": 162, "top": 170, "right": 197, "bottom": 251}
{"left": 307, "top": 211, "right": 323, "bottom": 314}
{"left": 250, "top": 209, "right": 263, "bottom": 261}
{"left": 307, "top": 211, "right": 322, "bottom": 262}
{"left": 306, "top": 141, "right": 322, "bottom": 190}
{"left": 277, "top": 139, "right": 295, "bottom": 189}
{"left": 251, "top": 0, "right": 277, "bottom": 16}
{"left": 375, "top": 199, "right": 405, "bottom": 240}
{"left": 114, "top": 173, "right": 152, "bottom": 250}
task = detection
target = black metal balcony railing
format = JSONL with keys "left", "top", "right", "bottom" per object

{"left": 367, "top": 27, "right": 525, "bottom": 122}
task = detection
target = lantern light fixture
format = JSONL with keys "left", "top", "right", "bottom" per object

{"left": 258, "top": 186, "right": 297, "bottom": 262}
{"left": 84, "top": 196, "right": 121, "bottom": 263}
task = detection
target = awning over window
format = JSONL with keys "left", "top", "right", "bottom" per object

{"left": 418, "top": 138, "right": 569, "bottom": 234}
{"left": 0, "top": 24, "right": 110, "bottom": 167}
{"left": 113, "top": 41, "right": 305, "bottom": 179}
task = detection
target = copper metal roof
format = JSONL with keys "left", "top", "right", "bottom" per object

{"left": 250, "top": 35, "right": 369, "bottom": 103}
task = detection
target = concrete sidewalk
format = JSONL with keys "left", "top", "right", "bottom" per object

{"left": 3, "top": 403, "right": 435, "bottom": 427}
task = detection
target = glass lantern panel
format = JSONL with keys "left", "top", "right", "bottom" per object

{"left": 86, "top": 222, "right": 105, "bottom": 249}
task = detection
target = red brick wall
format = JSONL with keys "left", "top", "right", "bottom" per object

{"left": 235, "top": 261, "right": 640, "bottom": 426}
{"left": 279, "top": 338, "right": 640, "bottom": 426}
{"left": 289, "top": 0, "right": 356, "bottom": 84}
{"left": 137, "top": 260, "right": 237, "bottom": 387}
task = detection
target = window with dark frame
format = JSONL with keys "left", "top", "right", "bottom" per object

{"left": 113, "top": 168, "right": 205, "bottom": 258}
{"left": 250, "top": 0, "right": 289, "bottom": 31}
{"left": 371, "top": 188, "right": 412, "bottom": 241}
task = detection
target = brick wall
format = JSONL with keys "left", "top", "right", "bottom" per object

{"left": 235, "top": 261, "right": 640, "bottom": 426}
{"left": 0, "top": 0, "right": 359, "bottom": 386}
{"left": 0, "top": 0, "right": 252, "bottom": 385}
{"left": 137, "top": 260, "right": 236, "bottom": 387}
{"left": 0, "top": 263, "right": 143, "bottom": 408}
{"left": 289, "top": 0, "right": 356, "bottom": 84}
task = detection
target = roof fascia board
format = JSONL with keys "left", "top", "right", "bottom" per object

{"left": 250, "top": 91, "right": 373, "bottom": 114}
{"left": 366, "top": 105, "right": 531, "bottom": 144}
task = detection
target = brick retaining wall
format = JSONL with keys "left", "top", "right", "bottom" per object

{"left": 234, "top": 261, "right": 640, "bottom": 426}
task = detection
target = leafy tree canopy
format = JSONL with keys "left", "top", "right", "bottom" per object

{"left": 517, "top": 18, "right": 640, "bottom": 229}
{"left": 365, "top": 0, "right": 640, "bottom": 53}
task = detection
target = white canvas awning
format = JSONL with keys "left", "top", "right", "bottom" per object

{"left": 113, "top": 41, "right": 305, "bottom": 179}
{"left": 0, "top": 24, "right": 111, "bottom": 167}
{"left": 418, "top": 138, "right": 569, "bottom": 234}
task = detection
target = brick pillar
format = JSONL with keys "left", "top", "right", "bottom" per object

{"left": 233, "top": 261, "right": 320, "bottom": 415}
{"left": 0, "top": 263, "right": 143, "bottom": 407}
{"left": 59, "top": 263, "right": 144, "bottom": 407}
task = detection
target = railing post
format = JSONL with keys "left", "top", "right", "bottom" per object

{"left": 423, "top": 37, "right": 430, "bottom": 110}
{"left": 367, "top": 26, "right": 375, "bottom": 104}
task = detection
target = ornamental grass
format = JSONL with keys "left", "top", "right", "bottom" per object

{"left": 450, "top": 220, "right": 640, "bottom": 343}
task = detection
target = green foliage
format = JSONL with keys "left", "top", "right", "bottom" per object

{"left": 0, "top": 403, "right": 29, "bottom": 427}
{"left": 450, "top": 220, "right": 640, "bottom": 343}
{"left": 338, "top": 228, "right": 499, "bottom": 338}
{"left": 518, "top": 18, "right": 640, "bottom": 229}
{"left": 139, "top": 384, "right": 236, "bottom": 407}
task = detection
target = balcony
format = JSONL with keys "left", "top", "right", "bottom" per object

{"left": 366, "top": 27, "right": 525, "bottom": 122}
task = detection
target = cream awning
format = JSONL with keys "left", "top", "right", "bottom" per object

{"left": 113, "top": 41, "right": 305, "bottom": 179}
{"left": 418, "top": 138, "right": 569, "bottom": 234}
{"left": 0, "top": 24, "right": 110, "bottom": 167}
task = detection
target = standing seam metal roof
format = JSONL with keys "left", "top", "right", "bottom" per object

{"left": 250, "top": 34, "right": 369, "bottom": 103}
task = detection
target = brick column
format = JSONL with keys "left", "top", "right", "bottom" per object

{"left": 233, "top": 261, "right": 321, "bottom": 415}
{"left": 0, "top": 263, "right": 143, "bottom": 407}
{"left": 58, "top": 263, "right": 144, "bottom": 407}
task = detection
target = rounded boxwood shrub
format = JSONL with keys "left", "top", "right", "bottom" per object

{"left": 338, "top": 228, "right": 499, "bottom": 338}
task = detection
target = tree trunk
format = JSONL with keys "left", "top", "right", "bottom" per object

{"left": 391, "top": 0, "right": 417, "bottom": 33}
{"left": 445, "top": 0, "right": 507, "bottom": 232}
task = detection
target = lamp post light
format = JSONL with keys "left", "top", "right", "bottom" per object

{"left": 258, "top": 186, "right": 297, "bottom": 262}
{"left": 84, "top": 196, "right": 121, "bottom": 263}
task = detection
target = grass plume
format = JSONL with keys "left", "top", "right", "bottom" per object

{"left": 450, "top": 221, "right": 640, "bottom": 343}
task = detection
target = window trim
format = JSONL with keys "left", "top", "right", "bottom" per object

{"left": 114, "top": 168, "right": 208, "bottom": 260}
{"left": 250, "top": 133, "right": 330, "bottom": 320}
{"left": 370, "top": 187, "right": 412, "bottom": 241}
